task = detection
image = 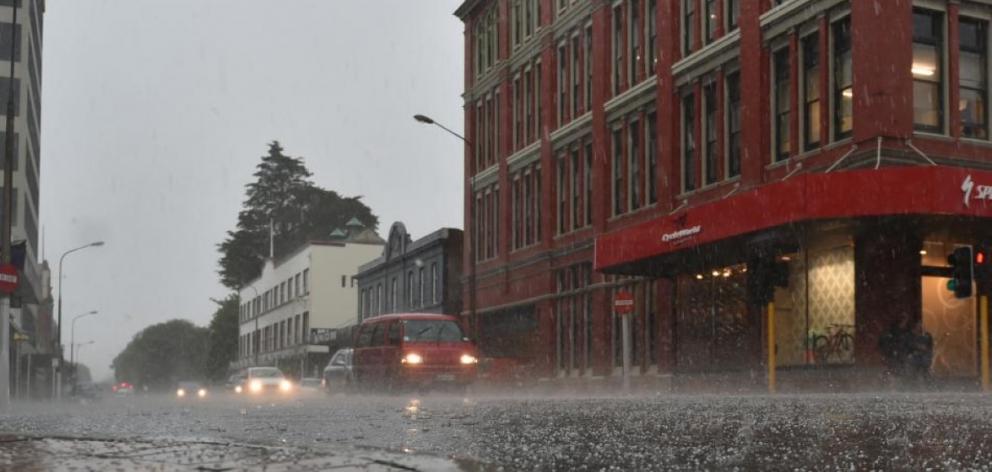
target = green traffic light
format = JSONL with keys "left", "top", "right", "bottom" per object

{"left": 947, "top": 279, "right": 958, "bottom": 291}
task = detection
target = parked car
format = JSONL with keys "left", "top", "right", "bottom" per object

{"left": 175, "top": 381, "right": 208, "bottom": 399}
{"left": 351, "top": 313, "right": 478, "bottom": 392}
{"left": 298, "top": 377, "right": 322, "bottom": 394}
{"left": 242, "top": 367, "right": 294, "bottom": 395}
{"left": 322, "top": 348, "right": 353, "bottom": 393}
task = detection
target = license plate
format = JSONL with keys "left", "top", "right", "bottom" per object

{"left": 435, "top": 374, "right": 455, "bottom": 382}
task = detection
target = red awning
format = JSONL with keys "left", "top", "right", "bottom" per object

{"left": 594, "top": 166, "right": 992, "bottom": 272}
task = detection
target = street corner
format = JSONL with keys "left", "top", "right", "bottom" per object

{"left": 0, "top": 435, "right": 471, "bottom": 472}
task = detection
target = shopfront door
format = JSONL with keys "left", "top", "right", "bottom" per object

{"left": 675, "top": 266, "right": 754, "bottom": 372}
{"left": 921, "top": 276, "right": 977, "bottom": 378}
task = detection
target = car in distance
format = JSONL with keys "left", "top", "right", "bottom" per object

{"left": 322, "top": 348, "right": 353, "bottom": 393}
{"left": 226, "top": 372, "right": 246, "bottom": 394}
{"left": 176, "top": 381, "right": 208, "bottom": 399}
{"left": 351, "top": 313, "right": 478, "bottom": 392}
{"left": 111, "top": 382, "right": 135, "bottom": 396}
{"left": 243, "top": 367, "right": 294, "bottom": 395}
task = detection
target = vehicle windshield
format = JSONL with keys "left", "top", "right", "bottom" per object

{"left": 403, "top": 320, "right": 464, "bottom": 342}
{"left": 250, "top": 368, "right": 282, "bottom": 378}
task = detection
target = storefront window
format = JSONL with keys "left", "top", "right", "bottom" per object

{"left": 774, "top": 244, "right": 856, "bottom": 367}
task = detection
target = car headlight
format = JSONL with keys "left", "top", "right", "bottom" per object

{"left": 402, "top": 353, "right": 423, "bottom": 365}
{"left": 176, "top": 388, "right": 186, "bottom": 397}
{"left": 197, "top": 388, "right": 207, "bottom": 398}
{"left": 234, "top": 385, "right": 243, "bottom": 394}
{"left": 250, "top": 379, "right": 263, "bottom": 393}
{"left": 279, "top": 380, "right": 292, "bottom": 392}
{"left": 460, "top": 354, "right": 479, "bottom": 365}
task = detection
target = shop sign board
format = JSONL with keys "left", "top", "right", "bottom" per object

{"left": 962, "top": 175, "right": 992, "bottom": 208}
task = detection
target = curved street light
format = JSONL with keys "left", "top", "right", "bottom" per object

{"left": 413, "top": 113, "right": 476, "bottom": 339}
{"left": 70, "top": 310, "right": 98, "bottom": 372}
{"left": 56, "top": 241, "right": 104, "bottom": 399}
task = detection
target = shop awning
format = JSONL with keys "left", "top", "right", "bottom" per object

{"left": 595, "top": 166, "right": 992, "bottom": 273}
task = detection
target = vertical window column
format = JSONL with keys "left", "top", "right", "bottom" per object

{"left": 802, "top": 33, "right": 821, "bottom": 150}
{"left": 960, "top": 17, "right": 988, "bottom": 139}
{"left": 833, "top": 18, "right": 853, "bottom": 140}
{"left": 913, "top": 9, "right": 945, "bottom": 133}
{"left": 773, "top": 48, "right": 792, "bottom": 161}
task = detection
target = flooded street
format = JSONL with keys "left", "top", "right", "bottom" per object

{"left": 3, "top": 391, "right": 992, "bottom": 470}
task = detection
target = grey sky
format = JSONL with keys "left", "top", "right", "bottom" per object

{"left": 40, "top": 0, "right": 465, "bottom": 381}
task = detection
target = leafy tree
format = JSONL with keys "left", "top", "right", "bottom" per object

{"left": 205, "top": 294, "right": 239, "bottom": 382}
{"left": 111, "top": 319, "right": 208, "bottom": 390}
{"left": 218, "top": 141, "right": 378, "bottom": 289}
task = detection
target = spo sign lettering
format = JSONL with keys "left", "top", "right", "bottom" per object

{"left": 0, "top": 263, "right": 18, "bottom": 294}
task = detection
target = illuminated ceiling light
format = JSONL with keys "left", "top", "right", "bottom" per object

{"left": 711, "top": 270, "right": 720, "bottom": 277}
{"left": 919, "top": 249, "right": 928, "bottom": 255}
{"left": 842, "top": 89, "right": 854, "bottom": 98}
{"left": 722, "top": 270, "right": 732, "bottom": 278}
{"left": 780, "top": 255, "right": 792, "bottom": 262}
{"left": 695, "top": 274, "right": 704, "bottom": 280}
{"left": 911, "top": 65, "right": 935, "bottom": 77}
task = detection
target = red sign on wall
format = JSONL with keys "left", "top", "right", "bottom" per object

{"left": 613, "top": 291, "right": 634, "bottom": 315}
{"left": 0, "top": 264, "right": 18, "bottom": 294}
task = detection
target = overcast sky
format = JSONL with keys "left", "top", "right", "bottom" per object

{"left": 40, "top": 0, "right": 465, "bottom": 381}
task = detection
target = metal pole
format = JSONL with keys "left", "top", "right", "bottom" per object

{"left": 981, "top": 295, "right": 989, "bottom": 393}
{"left": 621, "top": 312, "right": 631, "bottom": 392}
{"left": 54, "top": 242, "right": 103, "bottom": 400}
{"left": 768, "top": 302, "right": 777, "bottom": 394}
{"left": 0, "top": 0, "right": 18, "bottom": 411}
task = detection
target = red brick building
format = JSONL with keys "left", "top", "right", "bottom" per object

{"left": 454, "top": 0, "right": 992, "bottom": 387}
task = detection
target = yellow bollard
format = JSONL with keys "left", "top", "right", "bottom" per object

{"left": 981, "top": 295, "right": 989, "bottom": 393}
{"left": 768, "top": 302, "right": 776, "bottom": 394}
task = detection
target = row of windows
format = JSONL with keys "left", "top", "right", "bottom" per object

{"left": 557, "top": 20, "right": 593, "bottom": 127}
{"left": 511, "top": 0, "right": 541, "bottom": 49}
{"left": 512, "top": 162, "right": 542, "bottom": 250}
{"left": 680, "top": 70, "right": 742, "bottom": 192}
{"left": 612, "top": 0, "right": 657, "bottom": 96}
{"left": 239, "top": 268, "right": 309, "bottom": 323}
{"left": 474, "top": 6, "right": 498, "bottom": 78}
{"left": 475, "top": 183, "right": 500, "bottom": 261}
{"left": 612, "top": 111, "right": 659, "bottom": 216}
{"left": 359, "top": 262, "right": 441, "bottom": 319}
{"left": 512, "top": 56, "right": 542, "bottom": 152}
{"left": 474, "top": 87, "right": 500, "bottom": 172}
{"left": 557, "top": 140, "right": 593, "bottom": 234}
{"left": 239, "top": 312, "right": 310, "bottom": 358}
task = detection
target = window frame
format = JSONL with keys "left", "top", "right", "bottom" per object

{"left": 772, "top": 47, "right": 792, "bottom": 162}
{"left": 912, "top": 8, "right": 946, "bottom": 134}
{"left": 959, "top": 16, "right": 989, "bottom": 140}
{"left": 682, "top": 92, "right": 697, "bottom": 192}
{"left": 802, "top": 31, "right": 821, "bottom": 151}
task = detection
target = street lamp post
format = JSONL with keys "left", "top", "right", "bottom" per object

{"left": 414, "top": 114, "right": 476, "bottom": 338}
{"left": 69, "top": 310, "right": 98, "bottom": 383}
{"left": 56, "top": 241, "right": 105, "bottom": 399}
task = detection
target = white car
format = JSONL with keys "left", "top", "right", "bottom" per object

{"left": 242, "top": 367, "right": 294, "bottom": 395}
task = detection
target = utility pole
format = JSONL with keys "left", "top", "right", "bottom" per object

{"left": 0, "top": 0, "right": 19, "bottom": 411}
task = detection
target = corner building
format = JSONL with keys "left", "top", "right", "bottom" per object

{"left": 455, "top": 0, "right": 992, "bottom": 388}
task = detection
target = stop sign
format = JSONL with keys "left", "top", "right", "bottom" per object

{"left": 613, "top": 291, "right": 634, "bottom": 314}
{"left": 0, "top": 263, "right": 18, "bottom": 294}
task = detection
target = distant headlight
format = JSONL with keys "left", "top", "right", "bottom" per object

{"left": 197, "top": 388, "right": 207, "bottom": 398}
{"left": 279, "top": 379, "right": 293, "bottom": 392}
{"left": 176, "top": 388, "right": 186, "bottom": 397}
{"left": 402, "top": 353, "right": 423, "bottom": 365}
{"left": 234, "top": 385, "right": 243, "bottom": 394}
{"left": 250, "top": 379, "right": 263, "bottom": 393}
{"left": 460, "top": 354, "right": 479, "bottom": 365}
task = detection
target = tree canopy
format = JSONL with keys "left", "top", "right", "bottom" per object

{"left": 204, "top": 294, "right": 240, "bottom": 382}
{"left": 111, "top": 319, "right": 208, "bottom": 390}
{"left": 217, "top": 141, "right": 378, "bottom": 289}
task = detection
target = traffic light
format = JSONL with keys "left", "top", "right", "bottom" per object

{"left": 975, "top": 243, "right": 990, "bottom": 284}
{"left": 747, "top": 257, "right": 790, "bottom": 305}
{"left": 947, "top": 245, "right": 974, "bottom": 298}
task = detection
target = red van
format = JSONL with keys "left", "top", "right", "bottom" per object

{"left": 351, "top": 313, "right": 478, "bottom": 391}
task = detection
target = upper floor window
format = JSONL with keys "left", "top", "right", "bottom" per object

{"left": 913, "top": 9, "right": 944, "bottom": 133}
{"left": 683, "top": 0, "right": 695, "bottom": 57}
{"left": 960, "top": 17, "right": 988, "bottom": 140}
{"left": 802, "top": 32, "right": 821, "bottom": 150}
{"left": 613, "top": 3, "right": 624, "bottom": 96}
{"left": 628, "top": 119, "right": 642, "bottom": 211}
{"left": 646, "top": 112, "right": 658, "bottom": 204}
{"left": 612, "top": 127, "right": 625, "bottom": 214}
{"left": 682, "top": 93, "right": 696, "bottom": 192}
{"left": 572, "top": 34, "right": 582, "bottom": 116}
{"left": 647, "top": 0, "right": 657, "bottom": 75}
{"left": 558, "top": 43, "right": 568, "bottom": 126}
{"left": 726, "top": 0, "right": 739, "bottom": 32}
{"left": 475, "top": 7, "right": 499, "bottom": 78}
{"left": 705, "top": 0, "right": 718, "bottom": 45}
{"left": 726, "top": 71, "right": 741, "bottom": 178}
{"left": 833, "top": 17, "right": 852, "bottom": 139}
{"left": 585, "top": 23, "right": 593, "bottom": 109}
{"left": 704, "top": 82, "right": 718, "bottom": 185}
{"left": 629, "top": 0, "right": 641, "bottom": 83}
{"left": 773, "top": 48, "right": 791, "bottom": 161}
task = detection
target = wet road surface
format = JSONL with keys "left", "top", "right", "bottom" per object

{"left": 2, "top": 391, "right": 992, "bottom": 470}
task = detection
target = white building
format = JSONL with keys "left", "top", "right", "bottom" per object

{"left": 234, "top": 220, "right": 384, "bottom": 376}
